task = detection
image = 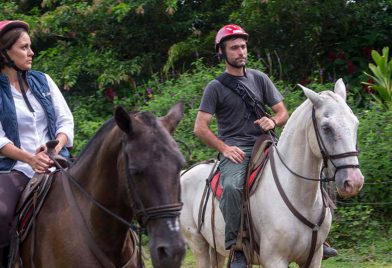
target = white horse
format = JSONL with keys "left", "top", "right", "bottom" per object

{"left": 180, "top": 79, "right": 364, "bottom": 268}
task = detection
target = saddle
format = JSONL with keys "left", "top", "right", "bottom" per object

{"left": 196, "top": 135, "right": 273, "bottom": 266}
{"left": 14, "top": 172, "right": 57, "bottom": 241}
{"left": 8, "top": 140, "right": 70, "bottom": 268}
{"left": 7, "top": 172, "right": 57, "bottom": 267}
{"left": 209, "top": 135, "right": 273, "bottom": 199}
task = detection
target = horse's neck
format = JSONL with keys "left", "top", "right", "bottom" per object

{"left": 274, "top": 102, "right": 322, "bottom": 202}
{"left": 69, "top": 132, "right": 132, "bottom": 251}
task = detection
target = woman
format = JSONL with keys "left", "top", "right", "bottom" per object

{"left": 0, "top": 20, "right": 74, "bottom": 266}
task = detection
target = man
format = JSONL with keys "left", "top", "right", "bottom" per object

{"left": 194, "top": 24, "right": 337, "bottom": 268}
{"left": 194, "top": 24, "right": 289, "bottom": 268}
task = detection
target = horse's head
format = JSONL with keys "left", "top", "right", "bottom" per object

{"left": 299, "top": 79, "right": 364, "bottom": 199}
{"left": 114, "top": 103, "right": 186, "bottom": 267}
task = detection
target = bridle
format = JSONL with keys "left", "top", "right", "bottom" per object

{"left": 311, "top": 107, "right": 360, "bottom": 182}
{"left": 49, "top": 137, "right": 183, "bottom": 268}
{"left": 122, "top": 138, "right": 183, "bottom": 227}
{"left": 271, "top": 106, "right": 360, "bottom": 183}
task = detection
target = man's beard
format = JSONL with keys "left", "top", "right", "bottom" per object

{"left": 226, "top": 57, "right": 247, "bottom": 69}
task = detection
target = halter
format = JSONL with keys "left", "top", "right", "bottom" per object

{"left": 271, "top": 106, "right": 360, "bottom": 183}
{"left": 122, "top": 138, "right": 183, "bottom": 227}
{"left": 311, "top": 107, "right": 360, "bottom": 182}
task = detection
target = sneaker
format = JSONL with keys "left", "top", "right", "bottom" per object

{"left": 230, "top": 250, "right": 247, "bottom": 268}
{"left": 322, "top": 243, "right": 338, "bottom": 260}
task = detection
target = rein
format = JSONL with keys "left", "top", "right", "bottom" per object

{"left": 48, "top": 137, "right": 183, "bottom": 268}
{"left": 266, "top": 105, "right": 360, "bottom": 268}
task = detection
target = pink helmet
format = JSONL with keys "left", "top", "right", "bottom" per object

{"left": 0, "top": 20, "right": 29, "bottom": 39}
{"left": 215, "top": 24, "right": 248, "bottom": 52}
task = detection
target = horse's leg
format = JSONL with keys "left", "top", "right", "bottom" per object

{"left": 182, "top": 230, "right": 212, "bottom": 268}
{"left": 209, "top": 246, "right": 225, "bottom": 268}
{"left": 300, "top": 249, "right": 323, "bottom": 268}
{"left": 259, "top": 251, "right": 290, "bottom": 268}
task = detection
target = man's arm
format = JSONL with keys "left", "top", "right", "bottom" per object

{"left": 194, "top": 111, "right": 245, "bottom": 164}
{"left": 254, "top": 101, "right": 289, "bottom": 131}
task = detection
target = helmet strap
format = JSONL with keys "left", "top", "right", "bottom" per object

{"left": 17, "top": 71, "right": 35, "bottom": 113}
{"left": 1, "top": 49, "right": 21, "bottom": 71}
{"left": 1, "top": 49, "right": 35, "bottom": 112}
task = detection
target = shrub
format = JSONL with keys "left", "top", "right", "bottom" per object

{"left": 362, "top": 47, "right": 392, "bottom": 110}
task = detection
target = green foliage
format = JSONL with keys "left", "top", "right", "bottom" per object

{"left": 330, "top": 205, "right": 381, "bottom": 247}
{"left": 354, "top": 105, "right": 392, "bottom": 217}
{"left": 231, "top": 1, "right": 392, "bottom": 86}
{"left": 1, "top": 0, "right": 390, "bottom": 238}
{"left": 66, "top": 93, "right": 113, "bottom": 155}
{"left": 362, "top": 47, "right": 392, "bottom": 110}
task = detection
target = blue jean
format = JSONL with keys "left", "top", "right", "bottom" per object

{"left": 218, "top": 146, "right": 253, "bottom": 249}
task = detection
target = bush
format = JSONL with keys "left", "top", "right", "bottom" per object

{"left": 354, "top": 105, "right": 392, "bottom": 217}
{"left": 329, "top": 205, "right": 381, "bottom": 248}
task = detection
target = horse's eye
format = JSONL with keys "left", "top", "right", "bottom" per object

{"left": 321, "top": 124, "right": 332, "bottom": 134}
{"left": 128, "top": 168, "right": 142, "bottom": 176}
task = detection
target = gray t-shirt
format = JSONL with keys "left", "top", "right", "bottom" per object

{"left": 199, "top": 68, "right": 283, "bottom": 147}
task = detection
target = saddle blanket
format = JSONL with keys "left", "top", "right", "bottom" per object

{"left": 210, "top": 136, "right": 273, "bottom": 199}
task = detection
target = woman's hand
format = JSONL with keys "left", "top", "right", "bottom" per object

{"left": 28, "top": 147, "right": 53, "bottom": 173}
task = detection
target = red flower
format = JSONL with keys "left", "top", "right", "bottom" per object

{"left": 347, "top": 60, "right": 356, "bottom": 74}
{"left": 362, "top": 78, "right": 375, "bottom": 93}
{"left": 104, "top": 88, "right": 117, "bottom": 101}
{"left": 362, "top": 47, "right": 372, "bottom": 60}
{"left": 299, "top": 78, "right": 311, "bottom": 85}
{"left": 327, "top": 51, "right": 337, "bottom": 62}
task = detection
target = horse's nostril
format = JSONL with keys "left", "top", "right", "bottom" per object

{"left": 157, "top": 246, "right": 169, "bottom": 260}
{"left": 344, "top": 180, "right": 353, "bottom": 192}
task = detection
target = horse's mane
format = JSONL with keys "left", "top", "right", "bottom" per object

{"left": 75, "top": 110, "right": 161, "bottom": 161}
{"left": 75, "top": 117, "right": 117, "bottom": 161}
{"left": 279, "top": 97, "right": 312, "bottom": 142}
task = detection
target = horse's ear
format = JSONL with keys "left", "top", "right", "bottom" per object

{"left": 160, "top": 102, "right": 185, "bottom": 134}
{"left": 334, "top": 78, "right": 347, "bottom": 102}
{"left": 297, "top": 84, "right": 322, "bottom": 107}
{"left": 115, "top": 106, "right": 133, "bottom": 134}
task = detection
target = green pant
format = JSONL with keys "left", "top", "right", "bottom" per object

{"left": 218, "top": 146, "right": 253, "bottom": 249}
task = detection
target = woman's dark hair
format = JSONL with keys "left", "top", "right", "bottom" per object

{"left": 0, "top": 28, "right": 27, "bottom": 70}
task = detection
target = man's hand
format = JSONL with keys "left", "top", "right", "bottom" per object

{"left": 254, "top": 116, "right": 276, "bottom": 131}
{"left": 222, "top": 146, "right": 246, "bottom": 164}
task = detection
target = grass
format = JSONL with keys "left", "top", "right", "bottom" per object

{"left": 144, "top": 239, "right": 392, "bottom": 267}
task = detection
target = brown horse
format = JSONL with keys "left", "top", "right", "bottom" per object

{"left": 14, "top": 103, "right": 186, "bottom": 268}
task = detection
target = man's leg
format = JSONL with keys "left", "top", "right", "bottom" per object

{"left": 218, "top": 147, "right": 252, "bottom": 267}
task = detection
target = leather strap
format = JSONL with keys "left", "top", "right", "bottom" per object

{"left": 61, "top": 171, "right": 115, "bottom": 268}
{"left": 270, "top": 147, "right": 326, "bottom": 268}
{"left": 197, "top": 159, "right": 219, "bottom": 233}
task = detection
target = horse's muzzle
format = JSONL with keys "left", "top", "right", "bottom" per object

{"left": 148, "top": 218, "right": 186, "bottom": 268}
{"left": 336, "top": 168, "right": 364, "bottom": 199}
